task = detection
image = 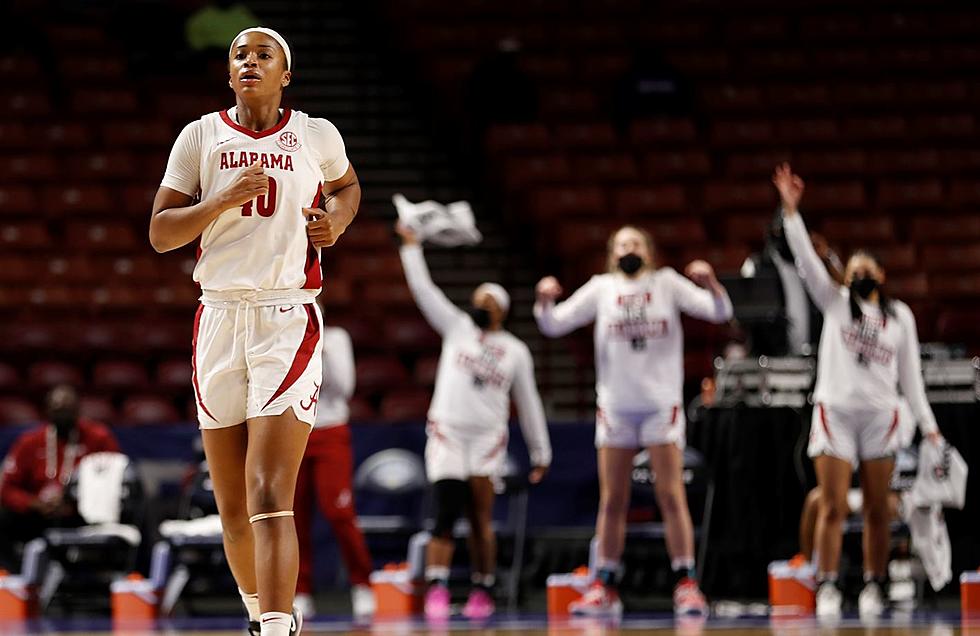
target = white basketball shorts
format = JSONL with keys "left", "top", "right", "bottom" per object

{"left": 192, "top": 291, "right": 323, "bottom": 429}
{"left": 808, "top": 402, "right": 901, "bottom": 466}
{"left": 595, "top": 403, "right": 685, "bottom": 450}
{"left": 424, "top": 420, "right": 509, "bottom": 482}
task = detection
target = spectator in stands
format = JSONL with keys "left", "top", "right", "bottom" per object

{"left": 774, "top": 163, "right": 943, "bottom": 619}
{"left": 397, "top": 222, "right": 552, "bottom": 621}
{"left": 0, "top": 385, "right": 119, "bottom": 570}
{"left": 535, "top": 226, "right": 732, "bottom": 617}
{"left": 185, "top": 0, "right": 260, "bottom": 55}
{"left": 741, "top": 211, "right": 844, "bottom": 356}
{"left": 612, "top": 48, "right": 694, "bottom": 134}
{"left": 293, "top": 318, "right": 375, "bottom": 620}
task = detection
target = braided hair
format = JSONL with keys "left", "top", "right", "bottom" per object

{"left": 848, "top": 249, "right": 894, "bottom": 323}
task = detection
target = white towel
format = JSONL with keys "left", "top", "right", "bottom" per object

{"left": 76, "top": 452, "right": 130, "bottom": 525}
{"left": 159, "top": 514, "right": 223, "bottom": 539}
{"left": 906, "top": 440, "right": 968, "bottom": 510}
{"left": 901, "top": 498, "right": 952, "bottom": 591}
{"left": 393, "top": 193, "right": 482, "bottom": 247}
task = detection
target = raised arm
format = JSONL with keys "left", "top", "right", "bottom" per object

{"left": 672, "top": 262, "right": 733, "bottom": 323}
{"left": 512, "top": 345, "right": 552, "bottom": 483}
{"left": 397, "top": 223, "right": 465, "bottom": 336}
{"left": 774, "top": 163, "right": 841, "bottom": 311}
{"left": 149, "top": 121, "right": 270, "bottom": 253}
{"left": 534, "top": 275, "right": 601, "bottom": 337}
{"left": 322, "top": 327, "right": 355, "bottom": 400}
{"left": 895, "top": 306, "right": 941, "bottom": 442}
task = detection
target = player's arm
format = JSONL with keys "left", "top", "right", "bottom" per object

{"left": 305, "top": 164, "right": 360, "bottom": 249}
{"left": 896, "top": 306, "right": 941, "bottom": 443}
{"left": 673, "top": 263, "right": 733, "bottom": 323}
{"left": 512, "top": 345, "right": 552, "bottom": 484}
{"left": 396, "top": 222, "right": 466, "bottom": 336}
{"left": 773, "top": 162, "right": 841, "bottom": 311}
{"left": 534, "top": 275, "right": 600, "bottom": 337}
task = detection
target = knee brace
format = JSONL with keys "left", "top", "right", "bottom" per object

{"left": 431, "top": 479, "right": 469, "bottom": 539}
{"left": 249, "top": 510, "right": 294, "bottom": 524}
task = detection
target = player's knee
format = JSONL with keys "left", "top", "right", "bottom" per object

{"left": 599, "top": 491, "right": 630, "bottom": 518}
{"left": 432, "top": 479, "right": 468, "bottom": 539}
{"left": 222, "top": 507, "right": 252, "bottom": 543}
{"left": 654, "top": 484, "right": 685, "bottom": 516}
{"left": 819, "top": 495, "right": 848, "bottom": 523}
{"left": 247, "top": 472, "right": 294, "bottom": 515}
{"left": 863, "top": 497, "right": 890, "bottom": 526}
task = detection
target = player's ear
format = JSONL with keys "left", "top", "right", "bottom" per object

{"left": 281, "top": 70, "right": 291, "bottom": 88}
{"left": 228, "top": 75, "right": 234, "bottom": 90}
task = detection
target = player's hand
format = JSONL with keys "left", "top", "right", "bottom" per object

{"left": 535, "top": 276, "right": 563, "bottom": 303}
{"left": 395, "top": 221, "right": 419, "bottom": 246}
{"left": 304, "top": 208, "right": 348, "bottom": 248}
{"left": 529, "top": 465, "right": 549, "bottom": 484}
{"left": 772, "top": 162, "right": 805, "bottom": 215}
{"left": 219, "top": 161, "right": 269, "bottom": 209}
{"left": 685, "top": 259, "right": 720, "bottom": 292}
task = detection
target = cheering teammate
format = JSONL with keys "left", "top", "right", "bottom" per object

{"left": 150, "top": 28, "right": 359, "bottom": 636}
{"left": 773, "top": 163, "right": 942, "bottom": 618}
{"left": 396, "top": 223, "right": 552, "bottom": 621}
{"left": 535, "top": 226, "right": 732, "bottom": 616}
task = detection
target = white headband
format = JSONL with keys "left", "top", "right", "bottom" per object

{"left": 475, "top": 283, "right": 510, "bottom": 314}
{"left": 230, "top": 27, "right": 292, "bottom": 70}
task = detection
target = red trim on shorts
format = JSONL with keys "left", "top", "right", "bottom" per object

{"left": 818, "top": 403, "right": 832, "bottom": 440}
{"left": 191, "top": 304, "right": 218, "bottom": 422}
{"left": 670, "top": 405, "right": 679, "bottom": 426}
{"left": 482, "top": 432, "right": 509, "bottom": 461}
{"left": 885, "top": 408, "right": 900, "bottom": 438}
{"left": 263, "top": 304, "right": 321, "bottom": 409}
{"left": 596, "top": 409, "right": 608, "bottom": 430}
{"left": 219, "top": 108, "right": 292, "bottom": 139}
{"left": 303, "top": 184, "right": 323, "bottom": 289}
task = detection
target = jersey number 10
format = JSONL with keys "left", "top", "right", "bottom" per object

{"left": 241, "top": 177, "right": 277, "bottom": 217}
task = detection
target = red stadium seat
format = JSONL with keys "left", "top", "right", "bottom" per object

{"left": 834, "top": 83, "right": 898, "bottom": 107}
{"left": 36, "top": 122, "right": 94, "bottom": 149}
{"left": 842, "top": 115, "right": 906, "bottom": 141}
{"left": 553, "top": 123, "right": 617, "bottom": 149}
{"left": 28, "top": 286, "right": 86, "bottom": 309}
{"left": 151, "top": 284, "right": 201, "bottom": 310}
{"left": 379, "top": 389, "right": 431, "bottom": 422}
{"left": 645, "top": 151, "right": 711, "bottom": 178}
{"left": 648, "top": 218, "right": 706, "bottom": 247}
{"left": 801, "top": 181, "right": 867, "bottom": 213}
{"left": 540, "top": 89, "right": 599, "bottom": 117}
{"left": 555, "top": 221, "right": 620, "bottom": 257}
{"left": 520, "top": 55, "right": 573, "bottom": 79}
{"left": 572, "top": 153, "right": 638, "bottom": 183}
{"left": 65, "top": 221, "right": 138, "bottom": 251}
{"left": 701, "top": 84, "right": 764, "bottom": 111}
{"left": 77, "top": 323, "right": 129, "bottom": 352}
{"left": 795, "top": 151, "right": 868, "bottom": 177}
{"left": 776, "top": 118, "right": 839, "bottom": 143}
{"left": 348, "top": 396, "right": 377, "bottom": 422}
{"left": 361, "top": 280, "right": 417, "bottom": 307}
{"left": 529, "top": 185, "right": 607, "bottom": 219}
{"left": 870, "top": 150, "right": 941, "bottom": 176}
{"left": 703, "top": 181, "right": 774, "bottom": 211}
{"left": 888, "top": 273, "right": 930, "bottom": 300}
{"left": 46, "top": 257, "right": 99, "bottom": 283}
{"left": 936, "top": 309, "right": 980, "bottom": 345}
{"left": 0, "top": 397, "right": 41, "bottom": 425}
{"left": 503, "top": 155, "right": 571, "bottom": 190}
{"left": 724, "top": 214, "right": 772, "bottom": 244}
{"left": 711, "top": 120, "right": 774, "bottom": 146}
{"left": 413, "top": 355, "right": 441, "bottom": 387}
{"left": 109, "top": 256, "right": 165, "bottom": 282}
{"left": 724, "top": 151, "right": 787, "bottom": 178}
{"left": 912, "top": 114, "right": 974, "bottom": 138}
{"left": 320, "top": 278, "right": 353, "bottom": 308}
{"left": 71, "top": 89, "right": 139, "bottom": 114}
{"left": 910, "top": 216, "right": 980, "bottom": 241}
{"left": 28, "top": 361, "right": 84, "bottom": 389}
{"left": 821, "top": 217, "right": 895, "bottom": 244}
{"left": 0, "top": 324, "right": 59, "bottom": 352}
{"left": 121, "top": 184, "right": 157, "bottom": 216}
{"left": 156, "top": 359, "right": 192, "bottom": 390}
{"left": 383, "top": 317, "right": 440, "bottom": 352}
{"left": 613, "top": 185, "right": 687, "bottom": 217}
{"left": 68, "top": 151, "right": 138, "bottom": 180}
{"left": 0, "top": 362, "right": 21, "bottom": 390}
{"left": 58, "top": 56, "right": 125, "bottom": 82}
{"left": 45, "top": 186, "right": 115, "bottom": 217}
{"left": 929, "top": 273, "right": 980, "bottom": 299}
{"left": 922, "top": 244, "right": 980, "bottom": 272}
{"left": 682, "top": 245, "right": 752, "bottom": 275}
{"left": 355, "top": 356, "right": 409, "bottom": 393}
{"left": 764, "top": 83, "right": 830, "bottom": 108}
{"left": 629, "top": 118, "right": 698, "bottom": 145}
{"left": 5, "top": 156, "right": 59, "bottom": 183}
{"left": 335, "top": 254, "right": 403, "bottom": 280}
{"left": 4, "top": 91, "right": 52, "bottom": 117}
{"left": 133, "top": 321, "right": 192, "bottom": 354}
{"left": 0, "top": 255, "right": 36, "bottom": 283}
{"left": 103, "top": 121, "right": 174, "bottom": 148}
{"left": 335, "top": 220, "right": 393, "bottom": 249}
{"left": 948, "top": 180, "right": 980, "bottom": 207}
{"left": 0, "top": 123, "right": 30, "bottom": 149}
{"left": 92, "top": 360, "right": 149, "bottom": 390}
{"left": 871, "top": 244, "right": 918, "bottom": 273}
{"left": 120, "top": 395, "right": 181, "bottom": 425}
{"left": 0, "top": 186, "right": 38, "bottom": 216}
{"left": 0, "top": 55, "right": 43, "bottom": 81}
{"left": 485, "top": 124, "right": 551, "bottom": 154}
{"left": 901, "top": 80, "right": 968, "bottom": 105}
{"left": 1, "top": 222, "right": 50, "bottom": 249}
{"left": 79, "top": 396, "right": 117, "bottom": 423}
{"left": 877, "top": 179, "right": 944, "bottom": 209}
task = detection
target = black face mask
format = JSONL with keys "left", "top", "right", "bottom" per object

{"left": 850, "top": 276, "right": 878, "bottom": 299}
{"left": 468, "top": 306, "right": 492, "bottom": 329}
{"left": 50, "top": 413, "right": 77, "bottom": 438}
{"left": 618, "top": 253, "right": 643, "bottom": 275}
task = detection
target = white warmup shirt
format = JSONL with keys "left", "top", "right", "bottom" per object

{"left": 399, "top": 245, "right": 552, "bottom": 467}
{"left": 535, "top": 269, "right": 733, "bottom": 413}
{"left": 161, "top": 107, "right": 350, "bottom": 292}
{"left": 782, "top": 211, "right": 938, "bottom": 435}
{"left": 315, "top": 326, "right": 355, "bottom": 428}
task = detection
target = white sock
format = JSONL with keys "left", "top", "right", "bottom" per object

{"left": 259, "top": 611, "right": 292, "bottom": 636}
{"left": 239, "top": 588, "right": 260, "bottom": 622}
{"left": 671, "top": 557, "right": 695, "bottom": 572}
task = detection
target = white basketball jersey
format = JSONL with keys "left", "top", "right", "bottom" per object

{"left": 161, "top": 108, "right": 350, "bottom": 292}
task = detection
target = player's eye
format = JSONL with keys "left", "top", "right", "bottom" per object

{"left": 260, "top": 53, "right": 271, "bottom": 59}
{"left": 235, "top": 52, "right": 246, "bottom": 59}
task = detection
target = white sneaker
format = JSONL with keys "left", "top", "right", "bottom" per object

{"left": 858, "top": 582, "right": 885, "bottom": 618}
{"left": 352, "top": 584, "right": 376, "bottom": 619}
{"left": 815, "top": 582, "right": 842, "bottom": 618}
{"left": 293, "top": 593, "right": 315, "bottom": 619}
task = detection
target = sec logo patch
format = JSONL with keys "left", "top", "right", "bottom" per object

{"left": 277, "top": 131, "right": 300, "bottom": 152}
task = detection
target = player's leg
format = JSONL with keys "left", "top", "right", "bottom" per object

{"left": 799, "top": 487, "right": 822, "bottom": 560}
{"left": 462, "top": 475, "right": 497, "bottom": 618}
{"left": 245, "top": 409, "right": 311, "bottom": 624}
{"left": 812, "top": 453, "right": 852, "bottom": 616}
{"left": 292, "top": 442, "right": 315, "bottom": 615}
{"left": 311, "top": 425, "right": 375, "bottom": 616}
{"left": 857, "top": 456, "right": 895, "bottom": 617}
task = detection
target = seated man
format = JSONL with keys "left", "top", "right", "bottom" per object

{"left": 0, "top": 385, "right": 119, "bottom": 570}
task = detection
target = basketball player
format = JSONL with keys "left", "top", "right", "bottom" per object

{"left": 293, "top": 318, "right": 375, "bottom": 619}
{"left": 773, "top": 163, "right": 942, "bottom": 618}
{"left": 396, "top": 222, "right": 552, "bottom": 621}
{"left": 535, "top": 226, "right": 733, "bottom": 617}
{"left": 150, "top": 28, "right": 360, "bottom": 636}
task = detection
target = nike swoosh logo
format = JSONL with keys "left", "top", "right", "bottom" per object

{"left": 279, "top": 306, "right": 294, "bottom": 312}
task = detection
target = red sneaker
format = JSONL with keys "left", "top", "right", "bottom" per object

{"left": 673, "top": 577, "right": 708, "bottom": 617}
{"left": 569, "top": 581, "right": 623, "bottom": 616}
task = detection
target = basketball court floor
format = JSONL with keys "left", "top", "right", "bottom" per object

{"left": 5, "top": 613, "right": 975, "bottom": 635}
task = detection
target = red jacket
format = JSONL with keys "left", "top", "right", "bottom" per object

{"left": 0, "top": 419, "right": 120, "bottom": 514}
